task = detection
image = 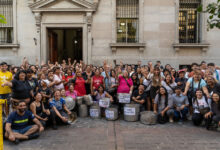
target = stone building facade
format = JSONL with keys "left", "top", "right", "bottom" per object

{"left": 0, "top": 0, "right": 220, "bottom": 68}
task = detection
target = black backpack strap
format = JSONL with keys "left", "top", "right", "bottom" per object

{"left": 123, "top": 77, "right": 131, "bottom": 88}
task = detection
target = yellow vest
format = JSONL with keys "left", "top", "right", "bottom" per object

{"left": 0, "top": 71, "right": 12, "bottom": 94}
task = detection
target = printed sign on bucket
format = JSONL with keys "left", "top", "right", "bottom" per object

{"left": 124, "top": 107, "right": 136, "bottom": 116}
{"left": 105, "top": 110, "right": 114, "bottom": 119}
{"left": 118, "top": 93, "right": 130, "bottom": 103}
{"left": 99, "top": 98, "right": 110, "bottom": 108}
{"left": 90, "top": 109, "right": 99, "bottom": 117}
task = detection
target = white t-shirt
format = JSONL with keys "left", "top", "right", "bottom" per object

{"left": 54, "top": 74, "right": 64, "bottom": 90}
{"left": 193, "top": 96, "right": 211, "bottom": 114}
{"left": 161, "top": 81, "right": 177, "bottom": 95}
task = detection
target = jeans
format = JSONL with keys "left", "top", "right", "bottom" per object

{"left": 12, "top": 125, "right": 33, "bottom": 134}
{"left": 174, "top": 107, "right": 188, "bottom": 121}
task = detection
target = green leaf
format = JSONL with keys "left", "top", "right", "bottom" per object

{"left": 0, "top": 14, "right": 7, "bottom": 24}
{"left": 197, "top": 5, "right": 203, "bottom": 12}
{"left": 209, "top": 15, "right": 214, "bottom": 19}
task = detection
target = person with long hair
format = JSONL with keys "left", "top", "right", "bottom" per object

{"left": 150, "top": 67, "right": 162, "bottom": 108}
{"left": 3, "top": 70, "right": 32, "bottom": 107}
{"left": 30, "top": 93, "right": 50, "bottom": 127}
{"left": 154, "top": 86, "right": 174, "bottom": 123}
{"left": 131, "top": 73, "right": 140, "bottom": 93}
{"left": 205, "top": 92, "right": 220, "bottom": 130}
{"left": 161, "top": 74, "right": 177, "bottom": 95}
{"left": 93, "top": 85, "right": 113, "bottom": 103}
{"left": 206, "top": 76, "right": 220, "bottom": 95}
{"left": 142, "top": 69, "right": 153, "bottom": 110}
{"left": 192, "top": 89, "right": 211, "bottom": 126}
{"left": 91, "top": 68, "right": 104, "bottom": 94}
{"left": 117, "top": 70, "right": 133, "bottom": 95}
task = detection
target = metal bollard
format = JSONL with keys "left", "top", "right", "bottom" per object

{"left": 0, "top": 99, "right": 6, "bottom": 150}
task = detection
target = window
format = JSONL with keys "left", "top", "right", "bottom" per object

{"left": 179, "top": 0, "right": 201, "bottom": 43}
{"left": 0, "top": 0, "right": 13, "bottom": 44}
{"left": 116, "top": 0, "right": 139, "bottom": 43}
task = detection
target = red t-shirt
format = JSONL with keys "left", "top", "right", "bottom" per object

{"left": 92, "top": 75, "right": 104, "bottom": 90}
{"left": 62, "top": 75, "right": 74, "bottom": 91}
{"left": 74, "top": 77, "right": 86, "bottom": 96}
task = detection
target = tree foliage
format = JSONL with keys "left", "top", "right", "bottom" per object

{"left": 0, "top": 14, "right": 7, "bottom": 24}
{"left": 198, "top": 0, "right": 220, "bottom": 30}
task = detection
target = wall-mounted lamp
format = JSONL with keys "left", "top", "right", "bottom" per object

{"left": 33, "top": 38, "right": 37, "bottom": 45}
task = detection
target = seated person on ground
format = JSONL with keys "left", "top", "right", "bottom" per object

{"left": 5, "top": 101, "right": 44, "bottom": 144}
{"left": 30, "top": 92, "right": 50, "bottom": 127}
{"left": 50, "top": 90, "right": 72, "bottom": 130}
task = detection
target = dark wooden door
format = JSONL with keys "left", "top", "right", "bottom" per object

{"left": 48, "top": 31, "right": 58, "bottom": 63}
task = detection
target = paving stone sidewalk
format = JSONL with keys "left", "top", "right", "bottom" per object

{"left": 4, "top": 118, "right": 220, "bottom": 150}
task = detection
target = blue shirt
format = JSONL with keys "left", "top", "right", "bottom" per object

{"left": 6, "top": 111, "right": 35, "bottom": 130}
{"left": 187, "top": 77, "right": 206, "bottom": 90}
{"left": 49, "top": 98, "right": 66, "bottom": 111}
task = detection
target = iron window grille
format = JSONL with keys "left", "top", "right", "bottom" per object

{"left": 179, "top": 0, "right": 201, "bottom": 43}
{"left": 116, "top": 0, "right": 139, "bottom": 43}
{"left": 0, "top": 0, "right": 13, "bottom": 44}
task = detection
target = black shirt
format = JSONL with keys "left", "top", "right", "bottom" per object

{"left": 38, "top": 87, "right": 51, "bottom": 109}
{"left": 132, "top": 90, "right": 147, "bottom": 104}
{"left": 175, "top": 77, "right": 187, "bottom": 92}
{"left": 207, "top": 83, "right": 220, "bottom": 94}
{"left": 28, "top": 78, "right": 38, "bottom": 93}
{"left": 12, "top": 79, "right": 32, "bottom": 99}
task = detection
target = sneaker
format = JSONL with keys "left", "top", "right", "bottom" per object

{"left": 28, "top": 133, "right": 39, "bottom": 140}
{"left": 13, "top": 139, "right": 20, "bottom": 145}
{"left": 169, "top": 118, "right": 174, "bottom": 123}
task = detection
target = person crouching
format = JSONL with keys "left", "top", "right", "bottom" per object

{"left": 154, "top": 86, "right": 174, "bottom": 124}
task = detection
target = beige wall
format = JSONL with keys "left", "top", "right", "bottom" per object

{"left": 0, "top": 0, "right": 220, "bottom": 69}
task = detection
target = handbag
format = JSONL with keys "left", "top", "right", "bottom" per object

{"left": 195, "top": 97, "right": 210, "bottom": 115}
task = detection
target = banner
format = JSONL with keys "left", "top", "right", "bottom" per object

{"left": 118, "top": 93, "right": 130, "bottom": 103}
{"left": 105, "top": 110, "right": 114, "bottom": 119}
{"left": 90, "top": 109, "right": 99, "bottom": 117}
{"left": 99, "top": 98, "right": 110, "bottom": 108}
{"left": 124, "top": 107, "right": 136, "bottom": 116}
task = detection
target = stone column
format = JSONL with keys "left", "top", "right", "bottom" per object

{"left": 86, "top": 12, "right": 92, "bottom": 64}
{"left": 34, "top": 12, "right": 42, "bottom": 65}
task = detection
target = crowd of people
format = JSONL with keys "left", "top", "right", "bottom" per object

{"left": 1, "top": 57, "right": 220, "bottom": 144}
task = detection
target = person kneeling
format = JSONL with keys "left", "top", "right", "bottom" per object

{"left": 154, "top": 86, "right": 174, "bottom": 124}
{"left": 173, "top": 86, "right": 189, "bottom": 123}
{"left": 50, "top": 90, "right": 71, "bottom": 130}
{"left": 5, "top": 101, "right": 44, "bottom": 144}
{"left": 204, "top": 92, "right": 220, "bottom": 130}
{"left": 192, "top": 89, "right": 211, "bottom": 126}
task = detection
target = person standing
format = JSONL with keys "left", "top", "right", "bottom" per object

{"left": 0, "top": 62, "right": 13, "bottom": 116}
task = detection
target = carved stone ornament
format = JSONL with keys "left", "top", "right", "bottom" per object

{"left": 34, "top": 12, "right": 41, "bottom": 33}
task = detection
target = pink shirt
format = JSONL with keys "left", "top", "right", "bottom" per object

{"left": 117, "top": 76, "right": 133, "bottom": 93}
{"left": 65, "top": 90, "right": 77, "bottom": 99}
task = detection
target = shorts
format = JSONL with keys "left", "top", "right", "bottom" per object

{"left": 12, "top": 125, "right": 33, "bottom": 134}
{"left": 0, "top": 94, "right": 11, "bottom": 105}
